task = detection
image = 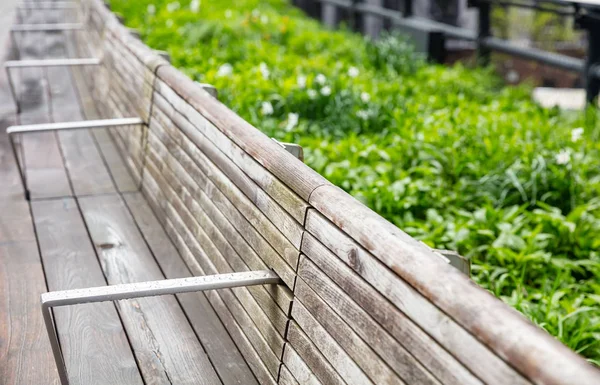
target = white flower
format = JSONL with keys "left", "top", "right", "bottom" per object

{"left": 348, "top": 66, "right": 359, "bottom": 78}
{"left": 251, "top": 9, "right": 260, "bottom": 18}
{"left": 225, "top": 9, "right": 232, "bottom": 18}
{"left": 571, "top": 127, "right": 584, "bottom": 142}
{"left": 216, "top": 63, "right": 233, "bottom": 77}
{"left": 297, "top": 75, "right": 306, "bottom": 88}
{"left": 307, "top": 89, "right": 317, "bottom": 99}
{"left": 166, "top": 1, "right": 180, "bottom": 12}
{"left": 315, "top": 74, "right": 327, "bottom": 85}
{"left": 555, "top": 149, "right": 571, "bottom": 165}
{"left": 356, "top": 110, "right": 369, "bottom": 120}
{"left": 285, "top": 113, "right": 299, "bottom": 131}
{"left": 190, "top": 0, "right": 200, "bottom": 13}
{"left": 147, "top": 4, "right": 156, "bottom": 14}
{"left": 320, "top": 86, "right": 331, "bottom": 96}
{"left": 259, "top": 62, "right": 270, "bottom": 79}
{"left": 261, "top": 101, "right": 274, "bottom": 115}
{"left": 360, "top": 92, "right": 370, "bottom": 103}
{"left": 166, "top": 19, "right": 174, "bottom": 27}
{"left": 260, "top": 14, "right": 269, "bottom": 24}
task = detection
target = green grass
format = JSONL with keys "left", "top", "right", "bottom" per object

{"left": 109, "top": 0, "right": 600, "bottom": 363}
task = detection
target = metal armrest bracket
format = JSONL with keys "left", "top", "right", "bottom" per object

{"left": 7, "top": 117, "right": 144, "bottom": 200}
{"left": 4, "top": 58, "right": 101, "bottom": 113}
{"left": 41, "top": 270, "right": 281, "bottom": 385}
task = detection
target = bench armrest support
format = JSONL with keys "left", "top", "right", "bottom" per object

{"left": 41, "top": 270, "right": 281, "bottom": 385}
{"left": 7, "top": 118, "right": 144, "bottom": 200}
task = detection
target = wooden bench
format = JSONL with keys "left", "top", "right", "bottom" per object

{"left": 2, "top": 0, "right": 600, "bottom": 384}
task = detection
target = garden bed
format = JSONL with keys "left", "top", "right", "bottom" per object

{"left": 109, "top": 0, "right": 600, "bottom": 363}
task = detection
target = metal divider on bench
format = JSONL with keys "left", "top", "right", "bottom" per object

{"left": 41, "top": 270, "right": 282, "bottom": 385}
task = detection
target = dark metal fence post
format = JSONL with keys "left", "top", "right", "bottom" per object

{"left": 476, "top": 0, "right": 491, "bottom": 65}
{"left": 585, "top": 21, "right": 600, "bottom": 104}
{"left": 404, "top": 0, "right": 413, "bottom": 17}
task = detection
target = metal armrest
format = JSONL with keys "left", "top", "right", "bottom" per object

{"left": 42, "top": 270, "right": 281, "bottom": 385}
{"left": 7, "top": 118, "right": 144, "bottom": 200}
{"left": 4, "top": 58, "right": 101, "bottom": 113}
{"left": 11, "top": 23, "right": 83, "bottom": 32}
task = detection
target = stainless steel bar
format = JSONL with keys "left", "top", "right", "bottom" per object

{"left": 8, "top": 132, "right": 29, "bottom": 200}
{"left": 4, "top": 59, "right": 101, "bottom": 112}
{"left": 6, "top": 118, "right": 144, "bottom": 136}
{"left": 5, "top": 58, "right": 101, "bottom": 68}
{"left": 41, "top": 270, "right": 281, "bottom": 385}
{"left": 11, "top": 23, "right": 83, "bottom": 32}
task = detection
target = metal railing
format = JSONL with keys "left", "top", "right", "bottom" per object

{"left": 294, "top": 0, "right": 600, "bottom": 104}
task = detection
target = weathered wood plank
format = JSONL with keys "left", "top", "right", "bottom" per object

{"left": 123, "top": 192, "right": 258, "bottom": 385}
{"left": 310, "top": 185, "right": 600, "bottom": 385}
{"left": 305, "top": 207, "right": 529, "bottom": 385}
{"left": 301, "top": 232, "right": 483, "bottom": 385}
{"left": 291, "top": 300, "right": 374, "bottom": 385}
{"left": 152, "top": 85, "right": 309, "bottom": 224}
{"left": 155, "top": 65, "right": 330, "bottom": 201}
{"left": 295, "top": 272, "right": 440, "bottom": 385}
{"left": 31, "top": 198, "right": 143, "bottom": 385}
{"left": 78, "top": 194, "right": 222, "bottom": 385}
{"left": 286, "top": 322, "right": 346, "bottom": 385}
{"left": 278, "top": 364, "right": 300, "bottom": 385}
{"left": 162, "top": 203, "right": 279, "bottom": 384}
{"left": 281, "top": 345, "right": 322, "bottom": 385}
{"left": 147, "top": 117, "right": 298, "bottom": 286}
{"left": 0, "top": 117, "right": 59, "bottom": 385}
{"left": 151, "top": 164, "right": 286, "bottom": 360}
{"left": 147, "top": 131, "right": 294, "bottom": 307}
{"left": 151, "top": 97, "right": 304, "bottom": 253}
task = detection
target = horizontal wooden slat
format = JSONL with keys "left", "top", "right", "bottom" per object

{"left": 148, "top": 108, "right": 299, "bottom": 283}
{"left": 304, "top": 208, "right": 528, "bottom": 384}
{"left": 152, "top": 80, "right": 309, "bottom": 224}
{"left": 155, "top": 65, "right": 331, "bottom": 201}
{"left": 309, "top": 185, "right": 600, "bottom": 385}
{"left": 152, "top": 92, "right": 304, "bottom": 251}
{"left": 295, "top": 262, "right": 442, "bottom": 385}
{"left": 300, "top": 232, "right": 482, "bottom": 385}
{"left": 286, "top": 322, "right": 346, "bottom": 385}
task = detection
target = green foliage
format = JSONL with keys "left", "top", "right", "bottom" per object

{"left": 110, "top": 0, "right": 600, "bottom": 362}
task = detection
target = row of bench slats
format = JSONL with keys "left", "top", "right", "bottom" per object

{"left": 35, "top": 0, "right": 600, "bottom": 384}
{"left": 9, "top": 3, "right": 259, "bottom": 384}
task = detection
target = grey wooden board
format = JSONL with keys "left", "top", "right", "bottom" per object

{"left": 15, "top": 10, "right": 71, "bottom": 199}
{"left": 123, "top": 191, "right": 259, "bottom": 385}
{"left": 47, "top": 30, "right": 116, "bottom": 196}
{"left": 78, "top": 194, "right": 222, "bottom": 385}
{"left": 0, "top": 116, "right": 59, "bottom": 385}
{"left": 300, "top": 232, "right": 482, "bottom": 385}
{"left": 31, "top": 198, "right": 143, "bottom": 385}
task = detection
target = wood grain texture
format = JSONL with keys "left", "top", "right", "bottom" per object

{"left": 281, "top": 345, "right": 323, "bottom": 385}
{"left": 0, "top": 117, "right": 59, "bottom": 385}
{"left": 309, "top": 185, "right": 600, "bottom": 385}
{"left": 305, "top": 209, "right": 528, "bottom": 385}
{"left": 145, "top": 129, "right": 294, "bottom": 306}
{"left": 294, "top": 270, "right": 440, "bottom": 385}
{"left": 286, "top": 322, "right": 346, "bottom": 385}
{"left": 291, "top": 300, "right": 374, "bottom": 385}
{"left": 155, "top": 65, "right": 330, "bottom": 201}
{"left": 151, "top": 98, "right": 303, "bottom": 256}
{"left": 301, "top": 232, "right": 482, "bottom": 385}
{"left": 123, "top": 192, "right": 258, "bottom": 385}
{"left": 147, "top": 115, "right": 298, "bottom": 287}
{"left": 161, "top": 204, "right": 278, "bottom": 385}
{"left": 31, "top": 198, "right": 143, "bottom": 385}
{"left": 278, "top": 364, "right": 300, "bottom": 385}
{"left": 152, "top": 82, "right": 309, "bottom": 224}
{"left": 78, "top": 194, "right": 222, "bottom": 385}
{"left": 15, "top": 18, "right": 71, "bottom": 199}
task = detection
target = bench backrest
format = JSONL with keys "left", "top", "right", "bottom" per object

{"left": 75, "top": 2, "right": 600, "bottom": 384}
